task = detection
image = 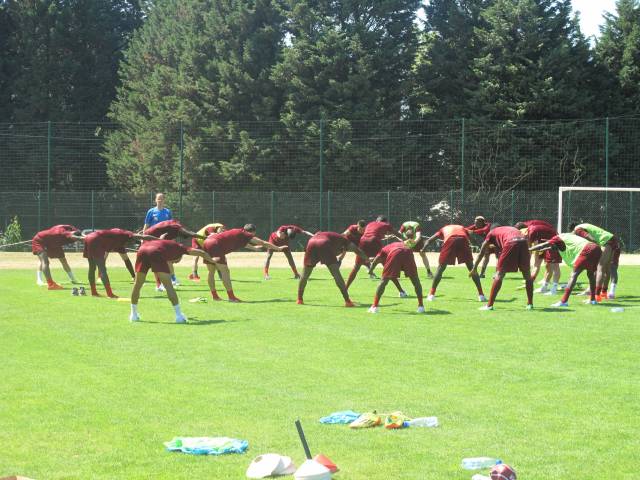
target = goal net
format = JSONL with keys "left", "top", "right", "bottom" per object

{"left": 558, "top": 186, "right": 640, "bottom": 252}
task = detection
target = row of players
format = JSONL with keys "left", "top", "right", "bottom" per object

{"left": 30, "top": 216, "right": 620, "bottom": 321}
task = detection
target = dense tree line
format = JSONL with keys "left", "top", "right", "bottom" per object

{"left": 0, "top": 0, "right": 638, "bottom": 193}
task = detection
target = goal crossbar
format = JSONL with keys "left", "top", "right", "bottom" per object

{"left": 557, "top": 186, "right": 640, "bottom": 232}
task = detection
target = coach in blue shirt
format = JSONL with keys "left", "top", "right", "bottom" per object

{"left": 143, "top": 193, "right": 172, "bottom": 232}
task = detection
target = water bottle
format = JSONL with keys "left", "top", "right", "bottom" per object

{"left": 406, "top": 416, "right": 439, "bottom": 427}
{"left": 611, "top": 307, "right": 624, "bottom": 313}
{"left": 461, "top": 457, "right": 502, "bottom": 470}
{"left": 471, "top": 475, "right": 491, "bottom": 480}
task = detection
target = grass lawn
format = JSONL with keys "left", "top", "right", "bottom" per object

{"left": 0, "top": 263, "right": 638, "bottom": 479}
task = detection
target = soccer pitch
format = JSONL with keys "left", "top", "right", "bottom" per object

{"left": 1, "top": 262, "right": 638, "bottom": 479}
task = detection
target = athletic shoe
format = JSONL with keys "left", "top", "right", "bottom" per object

{"left": 479, "top": 305, "right": 494, "bottom": 311}
{"left": 129, "top": 313, "right": 140, "bottom": 322}
{"left": 296, "top": 299, "right": 304, "bottom": 305}
{"left": 416, "top": 306, "right": 425, "bottom": 313}
{"left": 584, "top": 299, "right": 598, "bottom": 305}
{"left": 188, "top": 273, "right": 200, "bottom": 281}
{"left": 478, "top": 294, "right": 487, "bottom": 302}
{"left": 264, "top": 274, "right": 271, "bottom": 280}
{"left": 525, "top": 304, "right": 533, "bottom": 310}
{"left": 37, "top": 280, "right": 46, "bottom": 286}
{"left": 543, "top": 290, "right": 557, "bottom": 296}
{"left": 156, "top": 285, "right": 165, "bottom": 292}
{"left": 228, "top": 297, "right": 242, "bottom": 303}
{"left": 479, "top": 273, "right": 486, "bottom": 279}
{"left": 71, "top": 287, "right": 79, "bottom": 296}
{"left": 293, "top": 274, "right": 301, "bottom": 280}
{"left": 607, "top": 292, "right": 616, "bottom": 299}
{"left": 48, "top": 283, "right": 64, "bottom": 290}
{"left": 78, "top": 287, "right": 86, "bottom": 296}
{"left": 175, "top": 315, "right": 188, "bottom": 324}
{"left": 535, "top": 286, "right": 549, "bottom": 294}
{"left": 345, "top": 300, "right": 355, "bottom": 308}
{"left": 427, "top": 271, "right": 434, "bottom": 279}
{"left": 427, "top": 294, "right": 435, "bottom": 302}
{"left": 107, "top": 293, "right": 119, "bottom": 299}
{"left": 399, "top": 291, "right": 408, "bottom": 298}
{"left": 368, "top": 273, "right": 378, "bottom": 280}
{"left": 551, "top": 301, "right": 569, "bottom": 307}
{"left": 368, "top": 306, "right": 379, "bottom": 314}
{"left": 172, "top": 280, "right": 180, "bottom": 287}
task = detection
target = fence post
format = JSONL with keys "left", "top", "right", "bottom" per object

{"left": 37, "top": 190, "right": 41, "bottom": 232}
{"left": 449, "top": 190, "right": 454, "bottom": 222}
{"left": 91, "top": 190, "right": 95, "bottom": 230}
{"left": 387, "top": 191, "right": 391, "bottom": 221}
{"left": 179, "top": 120, "right": 184, "bottom": 220}
{"left": 211, "top": 191, "right": 215, "bottom": 220}
{"left": 461, "top": 118, "right": 465, "bottom": 208}
{"left": 270, "top": 191, "right": 275, "bottom": 233}
{"left": 327, "top": 190, "right": 332, "bottom": 231}
{"left": 629, "top": 191, "right": 633, "bottom": 251}
{"left": 319, "top": 117, "right": 325, "bottom": 230}
{"left": 47, "top": 121, "right": 52, "bottom": 224}
{"left": 510, "top": 190, "right": 515, "bottom": 225}
{"left": 605, "top": 117, "right": 609, "bottom": 228}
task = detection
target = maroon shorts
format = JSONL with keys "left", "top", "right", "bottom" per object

{"left": 32, "top": 236, "right": 65, "bottom": 259}
{"left": 496, "top": 239, "right": 530, "bottom": 273}
{"left": 438, "top": 236, "right": 473, "bottom": 265}
{"left": 304, "top": 237, "right": 338, "bottom": 267}
{"left": 574, "top": 243, "right": 602, "bottom": 272}
{"left": 83, "top": 238, "right": 106, "bottom": 260}
{"left": 135, "top": 251, "right": 172, "bottom": 274}
{"left": 544, "top": 249, "right": 562, "bottom": 264}
{"left": 268, "top": 233, "right": 289, "bottom": 247}
{"left": 203, "top": 243, "right": 227, "bottom": 265}
{"left": 355, "top": 237, "right": 383, "bottom": 265}
{"left": 382, "top": 248, "right": 418, "bottom": 279}
{"left": 607, "top": 237, "right": 621, "bottom": 266}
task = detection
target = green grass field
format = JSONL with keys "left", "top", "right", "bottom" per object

{"left": 1, "top": 263, "right": 638, "bottom": 479}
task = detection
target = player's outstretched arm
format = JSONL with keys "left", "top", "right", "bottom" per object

{"left": 573, "top": 227, "right": 597, "bottom": 243}
{"left": 302, "top": 230, "right": 314, "bottom": 238}
{"left": 368, "top": 255, "right": 382, "bottom": 275}
{"left": 421, "top": 233, "right": 439, "bottom": 251}
{"left": 187, "top": 248, "right": 217, "bottom": 264}
{"left": 471, "top": 240, "right": 489, "bottom": 274}
{"left": 134, "top": 233, "right": 160, "bottom": 241}
{"left": 529, "top": 241, "right": 552, "bottom": 252}
{"left": 179, "top": 227, "right": 201, "bottom": 238}
{"left": 250, "top": 237, "right": 286, "bottom": 252}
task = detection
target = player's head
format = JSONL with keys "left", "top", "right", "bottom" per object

{"left": 474, "top": 215, "right": 486, "bottom": 227}
{"left": 404, "top": 228, "right": 415, "bottom": 239}
{"left": 216, "top": 224, "right": 226, "bottom": 233}
{"left": 155, "top": 193, "right": 165, "bottom": 208}
{"left": 514, "top": 221, "right": 526, "bottom": 229}
{"left": 356, "top": 220, "right": 366, "bottom": 232}
{"left": 244, "top": 223, "right": 256, "bottom": 234}
{"left": 286, "top": 228, "right": 297, "bottom": 239}
{"left": 376, "top": 215, "right": 388, "bottom": 222}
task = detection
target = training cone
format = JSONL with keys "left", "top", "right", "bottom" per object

{"left": 294, "top": 459, "right": 331, "bottom": 480}
{"left": 246, "top": 453, "right": 296, "bottom": 478}
{"left": 313, "top": 454, "right": 338, "bottom": 473}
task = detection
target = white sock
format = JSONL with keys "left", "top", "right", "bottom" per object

{"left": 66, "top": 270, "right": 76, "bottom": 282}
{"left": 610, "top": 283, "right": 616, "bottom": 294}
{"left": 550, "top": 282, "right": 558, "bottom": 293}
{"left": 540, "top": 281, "right": 548, "bottom": 289}
{"left": 173, "top": 304, "right": 183, "bottom": 317}
{"left": 131, "top": 304, "right": 138, "bottom": 315}
{"left": 37, "top": 270, "right": 44, "bottom": 283}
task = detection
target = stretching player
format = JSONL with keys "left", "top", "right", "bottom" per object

{"left": 570, "top": 222, "right": 620, "bottom": 299}
{"left": 471, "top": 226, "right": 533, "bottom": 311}
{"left": 203, "top": 224, "right": 284, "bottom": 302}
{"left": 144, "top": 219, "right": 203, "bottom": 289}
{"left": 130, "top": 239, "right": 215, "bottom": 323}
{"left": 531, "top": 233, "right": 602, "bottom": 307}
{"left": 337, "top": 220, "right": 366, "bottom": 264}
{"left": 298, "top": 231, "right": 369, "bottom": 307}
{"left": 345, "top": 216, "right": 401, "bottom": 289}
{"left": 264, "top": 225, "right": 313, "bottom": 279}
{"left": 422, "top": 224, "right": 485, "bottom": 302}
{"left": 521, "top": 221, "right": 561, "bottom": 294}
{"left": 32, "top": 225, "right": 83, "bottom": 289}
{"left": 189, "top": 223, "right": 225, "bottom": 281}
{"left": 399, "top": 220, "right": 433, "bottom": 278}
{"left": 367, "top": 242, "right": 425, "bottom": 314}
{"left": 466, "top": 216, "right": 493, "bottom": 277}
{"left": 83, "top": 228, "right": 157, "bottom": 297}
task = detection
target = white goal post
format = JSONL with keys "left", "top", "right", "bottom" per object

{"left": 557, "top": 186, "right": 640, "bottom": 233}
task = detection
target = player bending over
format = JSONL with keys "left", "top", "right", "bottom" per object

{"left": 337, "top": 220, "right": 366, "bottom": 265}
{"left": 519, "top": 221, "right": 561, "bottom": 294}
{"left": 400, "top": 220, "right": 434, "bottom": 279}
{"left": 466, "top": 216, "right": 493, "bottom": 277}
{"left": 264, "top": 225, "right": 313, "bottom": 280}
{"left": 367, "top": 242, "right": 425, "bottom": 314}
{"left": 32, "top": 225, "right": 83, "bottom": 289}
{"left": 298, "top": 231, "right": 369, "bottom": 307}
{"left": 570, "top": 222, "right": 620, "bottom": 300}
{"left": 83, "top": 228, "right": 157, "bottom": 297}
{"left": 130, "top": 239, "right": 215, "bottom": 323}
{"left": 422, "top": 224, "right": 485, "bottom": 302}
{"left": 471, "top": 226, "right": 533, "bottom": 311}
{"left": 203, "top": 224, "right": 284, "bottom": 302}
{"left": 531, "top": 233, "right": 602, "bottom": 307}
{"left": 189, "top": 223, "right": 225, "bottom": 281}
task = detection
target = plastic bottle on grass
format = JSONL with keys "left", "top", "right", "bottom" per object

{"left": 471, "top": 475, "right": 491, "bottom": 480}
{"left": 461, "top": 457, "right": 502, "bottom": 470}
{"left": 406, "top": 416, "right": 439, "bottom": 427}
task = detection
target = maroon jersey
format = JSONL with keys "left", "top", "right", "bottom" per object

{"left": 375, "top": 242, "right": 408, "bottom": 263}
{"left": 344, "top": 224, "right": 363, "bottom": 245}
{"left": 523, "top": 219, "right": 554, "bottom": 229}
{"left": 362, "top": 221, "right": 394, "bottom": 241}
{"left": 268, "top": 225, "right": 304, "bottom": 245}
{"left": 138, "top": 239, "right": 189, "bottom": 262}
{"left": 435, "top": 224, "right": 469, "bottom": 242}
{"left": 309, "top": 232, "right": 350, "bottom": 256}
{"left": 466, "top": 222, "right": 491, "bottom": 238}
{"left": 84, "top": 228, "right": 134, "bottom": 258}
{"left": 526, "top": 223, "right": 557, "bottom": 243}
{"left": 204, "top": 228, "right": 254, "bottom": 255}
{"left": 145, "top": 220, "right": 183, "bottom": 240}
{"left": 485, "top": 226, "right": 526, "bottom": 251}
{"left": 32, "top": 225, "right": 79, "bottom": 253}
